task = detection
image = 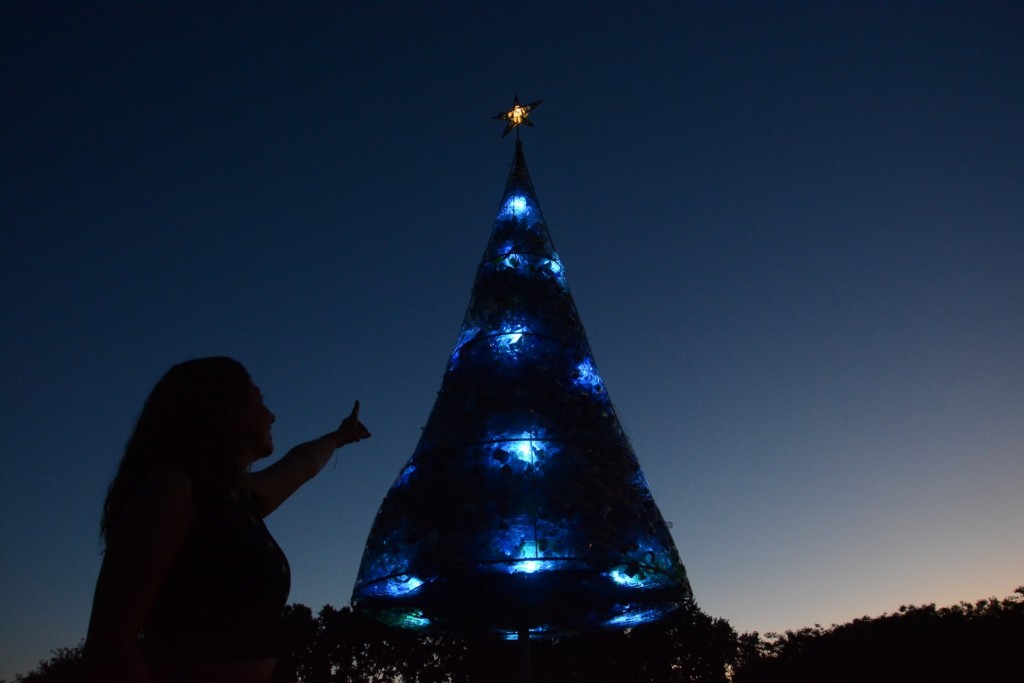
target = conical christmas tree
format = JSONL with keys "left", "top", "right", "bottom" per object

{"left": 353, "top": 136, "right": 692, "bottom": 638}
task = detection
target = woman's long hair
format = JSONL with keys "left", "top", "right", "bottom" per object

{"left": 101, "top": 357, "right": 253, "bottom": 543}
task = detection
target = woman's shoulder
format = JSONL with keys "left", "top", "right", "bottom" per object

{"left": 135, "top": 468, "right": 195, "bottom": 511}
{"left": 107, "top": 469, "right": 195, "bottom": 544}
{"left": 141, "top": 468, "right": 193, "bottom": 495}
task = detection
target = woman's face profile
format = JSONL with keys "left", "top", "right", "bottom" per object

{"left": 244, "top": 381, "right": 276, "bottom": 463}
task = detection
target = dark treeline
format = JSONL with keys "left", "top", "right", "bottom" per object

{"left": 9, "top": 588, "right": 1022, "bottom": 682}
{"left": 732, "top": 587, "right": 1024, "bottom": 683}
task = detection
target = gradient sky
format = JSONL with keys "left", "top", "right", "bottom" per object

{"left": 2, "top": 1, "right": 1022, "bottom": 678}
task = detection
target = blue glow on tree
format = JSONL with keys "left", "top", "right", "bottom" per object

{"left": 352, "top": 141, "right": 692, "bottom": 636}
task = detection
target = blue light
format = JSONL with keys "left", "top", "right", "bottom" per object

{"left": 452, "top": 326, "right": 479, "bottom": 354}
{"left": 488, "top": 428, "right": 552, "bottom": 466}
{"left": 608, "top": 567, "right": 648, "bottom": 588}
{"left": 496, "top": 253, "right": 526, "bottom": 271}
{"left": 508, "top": 432, "right": 535, "bottom": 463}
{"left": 396, "top": 464, "right": 416, "bottom": 486}
{"left": 605, "top": 605, "right": 671, "bottom": 628}
{"left": 509, "top": 196, "right": 527, "bottom": 213}
{"left": 493, "top": 333, "right": 523, "bottom": 355}
{"left": 392, "top": 609, "right": 431, "bottom": 629}
{"left": 448, "top": 326, "right": 481, "bottom": 368}
{"left": 491, "top": 321, "right": 530, "bottom": 357}
{"left": 484, "top": 430, "right": 558, "bottom": 471}
{"left": 501, "top": 194, "right": 530, "bottom": 218}
{"left": 498, "top": 320, "right": 528, "bottom": 336}
{"left": 501, "top": 626, "right": 550, "bottom": 640}
{"left": 545, "top": 256, "right": 568, "bottom": 290}
{"left": 382, "top": 574, "right": 425, "bottom": 596}
{"left": 491, "top": 518, "right": 553, "bottom": 573}
{"left": 606, "top": 542, "right": 678, "bottom": 591}
{"left": 574, "top": 358, "right": 604, "bottom": 391}
{"left": 404, "top": 613, "right": 431, "bottom": 628}
{"left": 510, "top": 559, "right": 560, "bottom": 574}
{"left": 488, "top": 250, "right": 567, "bottom": 290}
{"left": 506, "top": 534, "right": 560, "bottom": 574}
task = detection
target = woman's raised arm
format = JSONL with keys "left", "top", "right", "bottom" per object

{"left": 247, "top": 401, "right": 371, "bottom": 517}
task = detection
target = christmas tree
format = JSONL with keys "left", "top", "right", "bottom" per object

{"left": 353, "top": 101, "right": 691, "bottom": 637}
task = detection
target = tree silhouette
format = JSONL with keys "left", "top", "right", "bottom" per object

{"left": 731, "top": 587, "right": 1024, "bottom": 683}
{"left": 3, "top": 643, "right": 83, "bottom": 683}
{"left": 528, "top": 599, "right": 736, "bottom": 683}
{"left": 10, "top": 588, "right": 1022, "bottom": 682}
{"left": 299, "top": 598, "right": 735, "bottom": 682}
{"left": 272, "top": 603, "right": 319, "bottom": 683}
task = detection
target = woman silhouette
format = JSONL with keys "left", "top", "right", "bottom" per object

{"left": 85, "top": 357, "right": 370, "bottom": 682}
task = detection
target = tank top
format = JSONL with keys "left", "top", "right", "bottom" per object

{"left": 143, "top": 493, "right": 291, "bottom": 663}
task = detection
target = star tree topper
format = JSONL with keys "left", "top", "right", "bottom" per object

{"left": 494, "top": 95, "right": 542, "bottom": 138}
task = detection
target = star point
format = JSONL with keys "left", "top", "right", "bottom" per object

{"left": 493, "top": 95, "right": 542, "bottom": 139}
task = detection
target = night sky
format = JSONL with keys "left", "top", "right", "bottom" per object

{"left": 2, "top": 2, "right": 1022, "bottom": 677}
